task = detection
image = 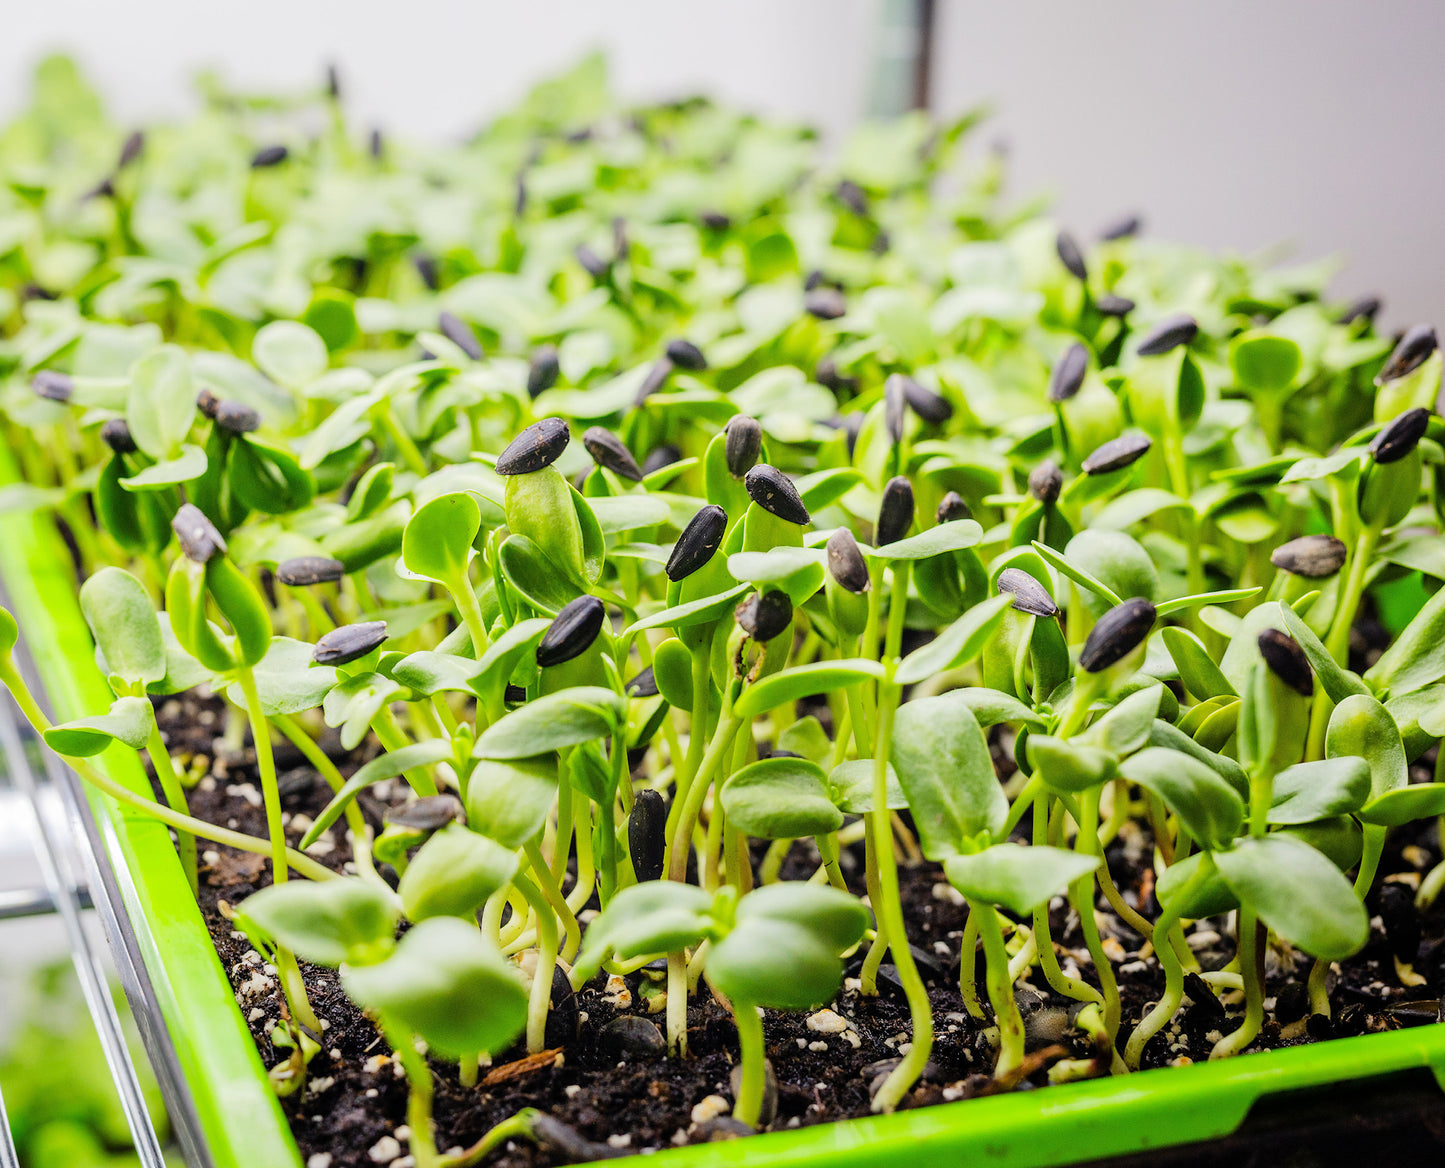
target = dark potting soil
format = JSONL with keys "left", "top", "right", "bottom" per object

{"left": 151, "top": 695, "right": 1445, "bottom": 1168}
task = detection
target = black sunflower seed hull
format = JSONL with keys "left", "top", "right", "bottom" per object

{"left": 1029, "top": 460, "right": 1063, "bottom": 504}
{"left": 666, "top": 338, "right": 707, "bottom": 371}
{"left": 437, "top": 311, "right": 483, "bottom": 360}
{"left": 537, "top": 595, "right": 606, "bottom": 667}
{"left": 816, "top": 357, "right": 858, "bottom": 393}
{"left": 641, "top": 444, "right": 682, "bottom": 477}
{"left": 100, "top": 418, "right": 136, "bottom": 455}
{"left": 997, "top": 567, "right": 1058, "bottom": 617}
{"left": 1048, "top": 343, "right": 1089, "bottom": 403}
{"left": 936, "top": 491, "right": 971, "bottom": 524}
{"left": 1056, "top": 230, "right": 1088, "bottom": 281}
{"left": 1270, "top": 535, "right": 1347, "bottom": 578}
{"left": 413, "top": 253, "right": 440, "bottom": 291}
{"left": 883, "top": 374, "right": 907, "bottom": 442}
{"left": 804, "top": 287, "right": 847, "bottom": 320}
{"left": 172, "top": 503, "right": 227, "bottom": 564}
{"left": 699, "top": 209, "right": 732, "bottom": 231}
{"left": 1375, "top": 324, "right": 1437, "bottom": 385}
{"left": 1136, "top": 313, "right": 1198, "bottom": 357}
{"left": 1258, "top": 628, "right": 1313, "bottom": 697}
{"left": 386, "top": 794, "right": 463, "bottom": 831}
{"left": 276, "top": 556, "right": 347, "bottom": 586}
{"left": 665, "top": 504, "right": 728, "bottom": 581}
{"left": 902, "top": 376, "right": 953, "bottom": 423}
{"left": 1369, "top": 407, "right": 1430, "bottom": 464}
{"left": 495, "top": 417, "right": 570, "bottom": 475}
{"left": 826, "top": 528, "right": 870, "bottom": 593}
{"left": 31, "top": 370, "right": 73, "bottom": 403}
{"left": 1099, "top": 213, "right": 1142, "bottom": 242}
{"left": 633, "top": 357, "right": 674, "bottom": 405}
{"left": 1095, "top": 293, "right": 1136, "bottom": 317}
{"left": 1079, "top": 598, "right": 1155, "bottom": 672}
{"left": 576, "top": 244, "right": 610, "bottom": 280}
{"left": 725, "top": 415, "right": 763, "bottom": 478}
{"left": 313, "top": 620, "right": 389, "bottom": 666}
{"left": 628, "top": 789, "right": 667, "bottom": 883}
{"left": 582, "top": 427, "right": 643, "bottom": 481}
{"left": 626, "top": 666, "right": 659, "bottom": 698}
{"left": 744, "top": 465, "right": 811, "bottom": 526}
{"left": 1335, "top": 294, "right": 1382, "bottom": 327}
{"left": 196, "top": 387, "right": 221, "bottom": 419}
{"left": 118, "top": 130, "right": 145, "bottom": 169}
{"left": 835, "top": 179, "right": 870, "bottom": 217}
{"left": 250, "top": 145, "right": 289, "bottom": 169}
{"left": 1082, "top": 432, "right": 1152, "bottom": 475}
{"left": 527, "top": 345, "right": 560, "bottom": 398}
{"left": 214, "top": 400, "right": 262, "bottom": 434}
{"left": 737, "top": 590, "right": 794, "bottom": 641}
{"left": 876, "top": 476, "right": 915, "bottom": 547}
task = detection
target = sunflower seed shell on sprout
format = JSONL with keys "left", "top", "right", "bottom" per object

{"left": 575, "top": 244, "right": 609, "bottom": 280}
{"left": 1095, "top": 293, "right": 1136, "bottom": 317}
{"left": 413, "top": 252, "right": 440, "bottom": 291}
{"left": 641, "top": 444, "right": 682, "bottom": 477}
{"left": 1336, "top": 294, "right": 1382, "bottom": 327}
{"left": 582, "top": 427, "right": 643, "bottom": 481}
{"left": 744, "top": 465, "right": 811, "bottom": 526}
{"left": 214, "top": 400, "right": 261, "bottom": 434}
{"left": 495, "top": 417, "right": 570, "bottom": 475}
{"left": 1048, "top": 343, "right": 1089, "bottom": 403}
{"left": 736, "top": 590, "right": 794, "bottom": 641}
{"left": 815, "top": 357, "right": 858, "bottom": 393}
{"left": 835, "top": 179, "right": 870, "bottom": 217}
{"left": 527, "top": 345, "right": 560, "bottom": 398}
{"left": 1270, "top": 535, "right": 1347, "bottom": 578}
{"left": 883, "top": 373, "right": 908, "bottom": 442}
{"left": 996, "top": 568, "right": 1058, "bottom": 617}
{"left": 31, "top": 370, "right": 73, "bottom": 402}
{"left": 699, "top": 209, "right": 731, "bottom": 231}
{"left": 1375, "top": 324, "right": 1437, "bottom": 385}
{"left": 196, "top": 387, "right": 220, "bottom": 419}
{"left": 628, "top": 789, "right": 667, "bottom": 883}
{"left": 100, "top": 418, "right": 136, "bottom": 454}
{"left": 386, "top": 794, "right": 464, "bottom": 832}
{"left": 313, "top": 620, "right": 389, "bottom": 666}
{"left": 1082, "top": 432, "right": 1152, "bottom": 475}
{"left": 437, "top": 311, "right": 483, "bottom": 360}
{"left": 250, "top": 144, "right": 289, "bottom": 168}
{"left": 634, "top": 356, "right": 674, "bottom": 405}
{"left": 902, "top": 376, "right": 953, "bottom": 424}
{"left": 826, "top": 527, "right": 870, "bottom": 593}
{"left": 1098, "top": 213, "right": 1142, "bottom": 241}
{"left": 804, "top": 287, "right": 847, "bottom": 320}
{"left": 117, "top": 130, "right": 145, "bottom": 169}
{"left": 625, "top": 666, "right": 659, "bottom": 698}
{"left": 172, "top": 503, "right": 227, "bottom": 564}
{"left": 1369, "top": 407, "right": 1431, "bottom": 464}
{"left": 537, "top": 595, "right": 606, "bottom": 667}
{"left": 276, "top": 556, "right": 347, "bottom": 586}
{"left": 1257, "top": 628, "right": 1314, "bottom": 697}
{"left": 665, "top": 338, "right": 708, "bottom": 371}
{"left": 1028, "top": 460, "right": 1064, "bottom": 504}
{"left": 1136, "top": 313, "right": 1198, "bottom": 357}
{"left": 1056, "top": 230, "right": 1088, "bottom": 281}
{"left": 725, "top": 415, "right": 763, "bottom": 477}
{"left": 936, "top": 491, "right": 971, "bottom": 524}
{"left": 876, "top": 476, "right": 915, "bottom": 547}
{"left": 1079, "top": 598, "right": 1156, "bottom": 672}
{"left": 665, "top": 504, "right": 728, "bottom": 581}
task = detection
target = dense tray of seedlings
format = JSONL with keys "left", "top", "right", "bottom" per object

{"left": 0, "top": 52, "right": 1444, "bottom": 1168}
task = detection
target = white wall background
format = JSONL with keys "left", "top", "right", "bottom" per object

{"left": 1, "top": 0, "right": 1440, "bottom": 325}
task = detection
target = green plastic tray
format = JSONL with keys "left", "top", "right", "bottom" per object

{"left": 1, "top": 445, "right": 1441, "bottom": 1168}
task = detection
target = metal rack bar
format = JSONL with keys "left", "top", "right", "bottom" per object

{"left": 0, "top": 697, "right": 169, "bottom": 1168}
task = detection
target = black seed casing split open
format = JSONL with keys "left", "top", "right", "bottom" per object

{"left": 725, "top": 416, "right": 763, "bottom": 478}
{"left": 826, "top": 528, "right": 870, "bottom": 593}
{"left": 665, "top": 504, "right": 728, "bottom": 581}
{"left": 582, "top": 427, "right": 643, "bottom": 481}
{"left": 876, "top": 476, "right": 915, "bottom": 547}
{"left": 313, "top": 620, "right": 389, "bottom": 666}
{"left": 276, "top": 556, "right": 347, "bottom": 586}
{"left": 1258, "top": 628, "right": 1314, "bottom": 696}
{"left": 495, "top": 417, "right": 570, "bottom": 475}
{"left": 997, "top": 568, "right": 1058, "bottom": 617}
{"left": 1082, "top": 432, "right": 1152, "bottom": 475}
{"left": 537, "top": 595, "right": 606, "bottom": 667}
{"left": 1079, "top": 598, "right": 1156, "bottom": 672}
{"left": 172, "top": 503, "right": 227, "bottom": 564}
{"left": 743, "top": 465, "right": 811, "bottom": 525}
